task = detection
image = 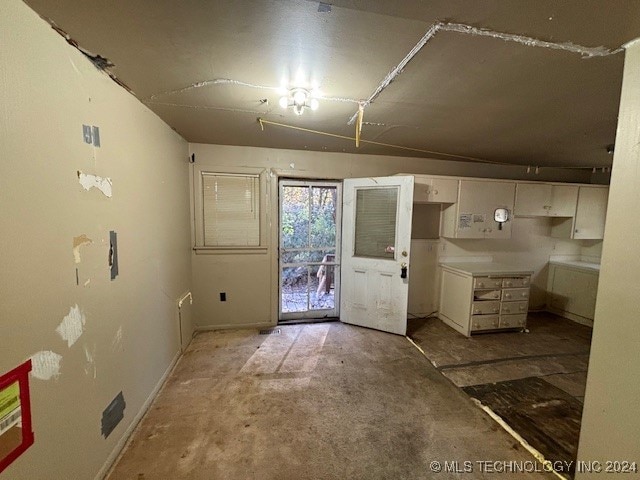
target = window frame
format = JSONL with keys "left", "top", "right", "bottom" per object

{"left": 192, "top": 165, "right": 268, "bottom": 254}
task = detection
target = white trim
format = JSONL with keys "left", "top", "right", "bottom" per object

{"left": 95, "top": 349, "right": 182, "bottom": 480}
{"left": 193, "top": 246, "right": 268, "bottom": 255}
{"left": 278, "top": 179, "right": 342, "bottom": 321}
{"left": 195, "top": 321, "right": 275, "bottom": 331}
{"left": 623, "top": 37, "right": 640, "bottom": 49}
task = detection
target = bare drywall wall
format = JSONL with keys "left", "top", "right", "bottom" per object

{"left": 0, "top": 1, "right": 191, "bottom": 478}
{"left": 576, "top": 41, "right": 640, "bottom": 476}
{"left": 189, "top": 142, "right": 593, "bottom": 328}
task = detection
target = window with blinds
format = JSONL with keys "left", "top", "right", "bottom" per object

{"left": 354, "top": 187, "right": 398, "bottom": 259}
{"left": 202, "top": 173, "right": 260, "bottom": 247}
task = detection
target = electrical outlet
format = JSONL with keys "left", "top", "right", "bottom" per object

{"left": 220, "top": 292, "right": 226, "bottom": 302}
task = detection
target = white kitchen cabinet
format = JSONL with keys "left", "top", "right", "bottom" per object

{"left": 551, "top": 186, "right": 609, "bottom": 240}
{"left": 547, "top": 261, "right": 600, "bottom": 326}
{"left": 439, "top": 262, "right": 533, "bottom": 337}
{"left": 574, "top": 187, "right": 609, "bottom": 239}
{"left": 442, "top": 180, "right": 516, "bottom": 239}
{"left": 514, "top": 183, "right": 578, "bottom": 217}
{"left": 413, "top": 177, "right": 458, "bottom": 204}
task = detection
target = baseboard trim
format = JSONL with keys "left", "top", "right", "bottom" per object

{"left": 95, "top": 349, "right": 182, "bottom": 480}
{"left": 195, "top": 321, "right": 275, "bottom": 331}
{"left": 545, "top": 307, "right": 594, "bottom": 327}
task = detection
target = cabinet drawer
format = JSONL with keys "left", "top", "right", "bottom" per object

{"left": 502, "top": 277, "right": 530, "bottom": 288}
{"left": 474, "top": 277, "right": 503, "bottom": 289}
{"left": 474, "top": 290, "right": 502, "bottom": 301}
{"left": 500, "top": 301, "right": 528, "bottom": 315}
{"left": 471, "top": 315, "right": 500, "bottom": 331}
{"left": 472, "top": 301, "right": 500, "bottom": 315}
{"left": 502, "top": 288, "right": 529, "bottom": 301}
{"left": 500, "top": 314, "right": 527, "bottom": 329}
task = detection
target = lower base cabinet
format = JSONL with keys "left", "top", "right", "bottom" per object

{"left": 547, "top": 262, "right": 599, "bottom": 326}
{"left": 439, "top": 263, "right": 533, "bottom": 337}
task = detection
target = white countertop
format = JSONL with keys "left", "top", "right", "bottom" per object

{"left": 440, "top": 262, "right": 534, "bottom": 276}
{"left": 549, "top": 259, "right": 601, "bottom": 273}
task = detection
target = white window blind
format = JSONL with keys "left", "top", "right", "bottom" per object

{"left": 354, "top": 187, "right": 397, "bottom": 259}
{"left": 202, "top": 173, "right": 260, "bottom": 247}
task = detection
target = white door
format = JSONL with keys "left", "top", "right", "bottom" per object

{"left": 340, "top": 176, "right": 414, "bottom": 335}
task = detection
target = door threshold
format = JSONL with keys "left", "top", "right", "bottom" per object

{"left": 278, "top": 317, "right": 339, "bottom": 326}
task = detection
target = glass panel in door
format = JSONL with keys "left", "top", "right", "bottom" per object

{"left": 279, "top": 181, "right": 341, "bottom": 321}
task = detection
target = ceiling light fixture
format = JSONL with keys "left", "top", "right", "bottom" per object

{"left": 279, "top": 88, "right": 319, "bottom": 115}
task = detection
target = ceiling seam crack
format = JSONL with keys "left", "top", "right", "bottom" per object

{"left": 147, "top": 78, "right": 361, "bottom": 105}
{"left": 346, "top": 20, "right": 625, "bottom": 125}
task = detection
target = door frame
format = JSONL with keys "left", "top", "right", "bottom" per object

{"left": 278, "top": 179, "right": 342, "bottom": 321}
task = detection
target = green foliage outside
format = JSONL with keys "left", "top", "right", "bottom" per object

{"left": 281, "top": 187, "right": 337, "bottom": 285}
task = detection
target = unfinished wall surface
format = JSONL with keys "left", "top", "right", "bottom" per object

{"left": 190, "top": 142, "right": 595, "bottom": 328}
{"left": 0, "top": 1, "right": 191, "bottom": 478}
{"left": 577, "top": 41, "right": 640, "bottom": 477}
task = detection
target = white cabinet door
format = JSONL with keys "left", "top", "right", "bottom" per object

{"left": 515, "top": 183, "right": 578, "bottom": 217}
{"left": 444, "top": 180, "right": 516, "bottom": 239}
{"left": 340, "top": 176, "right": 414, "bottom": 335}
{"left": 515, "top": 183, "right": 551, "bottom": 216}
{"left": 548, "top": 185, "right": 579, "bottom": 217}
{"left": 548, "top": 265, "right": 599, "bottom": 320}
{"left": 413, "top": 177, "right": 458, "bottom": 203}
{"left": 429, "top": 178, "right": 459, "bottom": 203}
{"left": 574, "top": 187, "right": 609, "bottom": 239}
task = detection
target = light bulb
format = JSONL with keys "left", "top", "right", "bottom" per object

{"left": 279, "top": 96, "right": 289, "bottom": 109}
{"left": 309, "top": 98, "right": 319, "bottom": 111}
{"left": 294, "top": 105, "right": 304, "bottom": 116}
{"left": 293, "top": 90, "right": 306, "bottom": 106}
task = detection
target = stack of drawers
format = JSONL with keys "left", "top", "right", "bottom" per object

{"left": 471, "top": 276, "right": 530, "bottom": 332}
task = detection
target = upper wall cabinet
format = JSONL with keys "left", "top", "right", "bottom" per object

{"left": 514, "top": 183, "right": 578, "bottom": 217}
{"left": 551, "top": 186, "right": 609, "bottom": 240}
{"left": 442, "top": 180, "right": 516, "bottom": 239}
{"left": 413, "top": 176, "right": 458, "bottom": 204}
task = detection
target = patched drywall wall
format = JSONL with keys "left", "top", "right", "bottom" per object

{"left": 189, "top": 142, "right": 595, "bottom": 328}
{"left": 0, "top": 1, "right": 191, "bottom": 478}
{"left": 576, "top": 40, "right": 640, "bottom": 476}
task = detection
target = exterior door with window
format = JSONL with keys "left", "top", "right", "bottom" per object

{"left": 340, "top": 176, "right": 414, "bottom": 335}
{"left": 279, "top": 180, "right": 341, "bottom": 321}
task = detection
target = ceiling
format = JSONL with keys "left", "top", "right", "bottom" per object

{"left": 25, "top": 0, "right": 640, "bottom": 169}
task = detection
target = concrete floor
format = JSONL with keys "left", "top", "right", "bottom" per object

{"left": 108, "top": 323, "right": 555, "bottom": 479}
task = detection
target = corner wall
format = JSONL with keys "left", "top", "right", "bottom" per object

{"left": 576, "top": 40, "right": 640, "bottom": 477}
{"left": 0, "top": 1, "right": 191, "bottom": 478}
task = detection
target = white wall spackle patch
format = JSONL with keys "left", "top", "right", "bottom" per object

{"left": 77, "top": 171, "right": 113, "bottom": 197}
{"left": 56, "top": 304, "right": 86, "bottom": 347}
{"left": 72, "top": 234, "right": 93, "bottom": 263}
{"left": 30, "top": 351, "right": 63, "bottom": 380}
{"left": 111, "top": 326, "right": 123, "bottom": 352}
{"left": 84, "top": 344, "right": 97, "bottom": 379}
